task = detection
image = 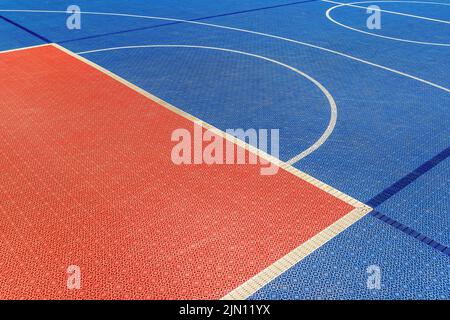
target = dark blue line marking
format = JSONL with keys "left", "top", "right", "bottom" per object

{"left": 0, "top": 14, "right": 51, "bottom": 43}
{"left": 59, "top": 0, "right": 319, "bottom": 44}
{"left": 365, "top": 146, "right": 450, "bottom": 257}
{"left": 367, "top": 147, "right": 450, "bottom": 207}
{"left": 369, "top": 211, "right": 450, "bottom": 257}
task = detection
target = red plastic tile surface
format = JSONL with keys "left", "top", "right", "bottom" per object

{"left": 0, "top": 45, "right": 355, "bottom": 299}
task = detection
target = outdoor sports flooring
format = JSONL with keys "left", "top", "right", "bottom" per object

{"left": 0, "top": 0, "right": 448, "bottom": 299}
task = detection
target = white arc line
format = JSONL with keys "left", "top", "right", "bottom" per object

{"left": 323, "top": 0, "right": 450, "bottom": 24}
{"left": 324, "top": 0, "right": 450, "bottom": 46}
{"left": 77, "top": 44, "right": 337, "bottom": 164}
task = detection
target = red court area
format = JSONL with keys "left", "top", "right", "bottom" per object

{"left": 0, "top": 45, "right": 355, "bottom": 299}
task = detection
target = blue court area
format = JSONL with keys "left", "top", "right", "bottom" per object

{"left": 0, "top": 0, "right": 448, "bottom": 299}
{"left": 250, "top": 216, "right": 449, "bottom": 299}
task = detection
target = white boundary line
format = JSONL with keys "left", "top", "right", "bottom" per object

{"left": 324, "top": 0, "right": 450, "bottom": 46}
{"left": 77, "top": 44, "right": 337, "bottom": 165}
{"left": 0, "top": 9, "right": 448, "bottom": 94}
{"left": 0, "top": 42, "right": 49, "bottom": 54}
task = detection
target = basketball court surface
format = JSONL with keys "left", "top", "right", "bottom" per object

{"left": 0, "top": 0, "right": 448, "bottom": 300}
